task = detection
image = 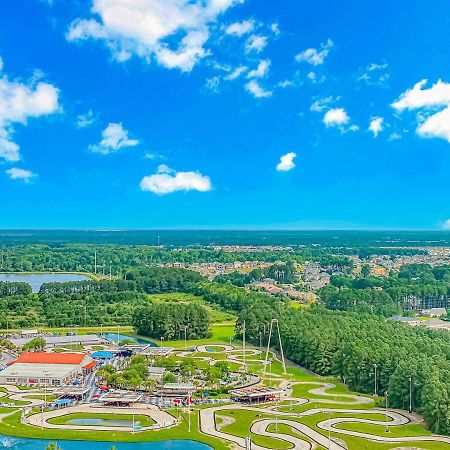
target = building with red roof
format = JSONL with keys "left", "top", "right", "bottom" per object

{"left": 0, "top": 352, "right": 92, "bottom": 387}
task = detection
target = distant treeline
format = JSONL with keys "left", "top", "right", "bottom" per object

{"left": 0, "top": 243, "right": 422, "bottom": 275}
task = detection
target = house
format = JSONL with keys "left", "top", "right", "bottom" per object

{"left": 148, "top": 366, "right": 166, "bottom": 381}
{"left": 421, "top": 308, "right": 447, "bottom": 318}
{"left": 387, "top": 316, "right": 421, "bottom": 326}
{"left": 0, "top": 352, "right": 92, "bottom": 387}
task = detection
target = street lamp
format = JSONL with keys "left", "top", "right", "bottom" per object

{"left": 409, "top": 377, "right": 413, "bottom": 413}
{"left": 384, "top": 391, "right": 390, "bottom": 433}
{"left": 373, "top": 363, "right": 378, "bottom": 396}
{"left": 160, "top": 336, "right": 164, "bottom": 347}
{"left": 184, "top": 326, "right": 188, "bottom": 351}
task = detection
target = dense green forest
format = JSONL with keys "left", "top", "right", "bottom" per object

{"left": 0, "top": 268, "right": 205, "bottom": 328}
{"left": 132, "top": 303, "right": 210, "bottom": 340}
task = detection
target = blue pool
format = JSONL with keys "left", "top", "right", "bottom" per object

{"left": 0, "top": 436, "right": 211, "bottom": 449}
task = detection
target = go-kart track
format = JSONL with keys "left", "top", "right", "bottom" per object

{"left": 1, "top": 343, "right": 449, "bottom": 450}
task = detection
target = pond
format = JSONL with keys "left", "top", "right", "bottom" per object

{"left": 0, "top": 273, "right": 90, "bottom": 292}
{"left": 0, "top": 436, "right": 211, "bottom": 450}
{"left": 102, "top": 333, "right": 156, "bottom": 346}
{"left": 66, "top": 418, "right": 135, "bottom": 427}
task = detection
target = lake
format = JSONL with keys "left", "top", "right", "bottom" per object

{"left": 0, "top": 273, "right": 90, "bottom": 292}
{"left": 0, "top": 436, "right": 211, "bottom": 450}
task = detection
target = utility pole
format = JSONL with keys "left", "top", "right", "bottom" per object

{"left": 373, "top": 364, "right": 378, "bottom": 396}
{"left": 409, "top": 377, "right": 413, "bottom": 413}
{"left": 94, "top": 251, "right": 97, "bottom": 275}
{"left": 109, "top": 262, "right": 112, "bottom": 281}
{"left": 184, "top": 326, "right": 188, "bottom": 351}
{"left": 385, "top": 391, "right": 390, "bottom": 433}
{"left": 242, "top": 320, "right": 246, "bottom": 372}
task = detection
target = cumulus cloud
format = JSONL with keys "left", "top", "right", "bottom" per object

{"left": 323, "top": 107, "right": 350, "bottom": 127}
{"left": 89, "top": 122, "right": 139, "bottom": 154}
{"left": 295, "top": 39, "right": 333, "bottom": 66}
{"left": 276, "top": 152, "right": 296, "bottom": 172}
{"left": 225, "top": 19, "right": 254, "bottom": 37}
{"left": 368, "top": 116, "right": 384, "bottom": 137}
{"left": 245, "top": 34, "right": 267, "bottom": 53}
{"left": 247, "top": 59, "right": 270, "bottom": 78}
{"left": 392, "top": 79, "right": 450, "bottom": 143}
{"left": 245, "top": 79, "right": 272, "bottom": 98}
{"left": 66, "top": 0, "right": 243, "bottom": 72}
{"left": 443, "top": 219, "right": 450, "bottom": 230}
{"left": 0, "top": 57, "right": 60, "bottom": 162}
{"left": 140, "top": 164, "right": 212, "bottom": 194}
{"left": 6, "top": 167, "right": 36, "bottom": 182}
{"left": 358, "top": 61, "right": 389, "bottom": 86}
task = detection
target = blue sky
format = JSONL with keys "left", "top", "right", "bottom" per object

{"left": 1, "top": 0, "right": 450, "bottom": 229}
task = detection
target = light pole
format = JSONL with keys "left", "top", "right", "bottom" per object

{"left": 384, "top": 391, "right": 390, "bottom": 433}
{"left": 409, "top": 377, "right": 413, "bottom": 413}
{"left": 373, "top": 364, "right": 378, "bottom": 396}
{"left": 184, "top": 326, "right": 188, "bottom": 351}
{"left": 328, "top": 411, "right": 332, "bottom": 449}
{"left": 160, "top": 336, "right": 164, "bottom": 347}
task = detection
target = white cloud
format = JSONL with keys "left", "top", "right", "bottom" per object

{"left": 66, "top": 0, "right": 243, "bottom": 72}
{"left": 417, "top": 106, "right": 450, "bottom": 142}
{"left": 368, "top": 116, "right": 384, "bottom": 137}
{"left": 245, "top": 34, "right": 267, "bottom": 53}
{"left": 358, "top": 61, "right": 389, "bottom": 86}
{"left": 247, "top": 59, "right": 270, "bottom": 78}
{"left": 392, "top": 79, "right": 450, "bottom": 111}
{"left": 245, "top": 80, "right": 272, "bottom": 98}
{"left": 295, "top": 39, "right": 333, "bottom": 66}
{"left": 6, "top": 167, "right": 36, "bottom": 182}
{"left": 310, "top": 96, "right": 339, "bottom": 112}
{"left": 225, "top": 19, "right": 254, "bottom": 37}
{"left": 89, "top": 122, "right": 139, "bottom": 154}
{"left": 0, "top": 56, "right": 3, "bottom": 72}
{"left": 276, "top": 152, "right": 296, "bottom": 172}
{"left": 270, "top": 23, "right": 280, "bottom": 36}
{"left": 0, "top": 57, "right": 60, "bottom": 162}
{"left": 140, "top": 164, "right": 212, "bottom": 194}
{"left": 392, "top": 79, "right": 450, "bottom": 143}
{"left": 323, "top": 107, "right": 350, "bottom": 127}
{"left": 76, "top": 109, "right": 96, "bottom": 128}
{"left": 443, "top": 219, "right": 450, "bottom": 230}
{"left": 224, "top": 65, "right": 247, "bottom": 80}
{"left": 277, "top": 80, "right": 294, "bottom": 88}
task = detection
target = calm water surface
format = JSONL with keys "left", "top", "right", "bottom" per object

{"left": 0, "top": 435, "right": 211, "bottom": 450}
{"left": 0, "top": 273, "right": 90, "bottom": 292}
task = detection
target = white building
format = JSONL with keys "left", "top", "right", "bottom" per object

{"left": 0, "top": 352, "right": 92, "bottom": 387}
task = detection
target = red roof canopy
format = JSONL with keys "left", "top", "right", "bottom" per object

{"left": 15, "top": 352, "right": 87, "bottom": 365}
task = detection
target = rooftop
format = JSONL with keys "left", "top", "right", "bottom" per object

{"left": 16, "top": 352, "right": 87, "bottom": 365}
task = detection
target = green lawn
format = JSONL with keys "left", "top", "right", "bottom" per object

{"left": 130, "top": 321, "right": 236, "bottom": 349}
